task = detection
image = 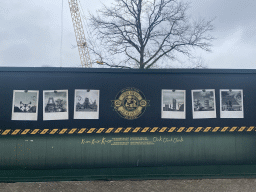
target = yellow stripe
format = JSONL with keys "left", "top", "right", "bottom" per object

{"left": 221, "top": 127, "right": 229, "bottom": 132}
{"left": 78, "top": 128, "right": 87, "bottom": 134}
{"left": 69, "top": 128, "right": 77, "bottom": 134}
{"left": 96, "top": 128, "right": 105, "bottom": 133}
{"left": 133, "top": 127, "right": 140, "bottom": 133}
{"left": 124, "top": 127, "right": 132, "bottom": 133}
{"left": 115, "top": 127, "right": 123, "bottom": 133}
{"left": 3, "top": 126, "right": 255, "bottom": 135}
{"left": 50, "top": 129, "right": 58, "bottom": 134}
{"left": 141, "top": 127, "right": 149, "bottom": 133}
{"left": 40, "top": 129, "right": 49, "bottom": 134}
{"left": 229, "top": 127, "right": 237, "bottom": 132}
{"left": 195, "top": 127, "right": 202, "bottom": 132}
{"left": 212, "top": 127, "right": 220, "bottom": 132}
{"left": 159, "top": 127, "right": 167, "bottom": 132}
{"left": 2, "top": 130, "right": 11, "bottom": 135}
{"left": 238, "top": 126, "right": 246, "bottom": 132}
{"left": 247, "top": 126, "right": 254, "bottom": 132}
{"left": 21, "top": 129, "right": 30, "bottom": 135}
{"left": 177, "top": 127, "right": 185, "bottom": 132}
{"left": 31, "top": 129, "right": 40, "bottom": 135}
{"left": 186, "top": 127, "right": 194, "bottom": 132}
{"left": 11, "top": 129, "right": 21, "bottom": 135}
{"left": 150, "top": 127, "right": 158, "bottom": 132}
{"left": 203, "top": 127, "right": 211, "bottom": 132}
{"left": 87, "top": 128, "right": 95, "bottom": 133}
{"left": 59, "top": 128, "right": 68, "bottom": 134}
{"left": 105, "top": 128, "right": 114, "bottom": 133}
{"left": 168, "top": 127, "right": 176, "bottom": 132}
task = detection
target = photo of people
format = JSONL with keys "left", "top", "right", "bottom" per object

{"left": 12, "top": 90, "right": 39, "bottom": 121}
{"left": 161, "top": 90, "right": 186, "bottom": 119}
{"left": 192, "top": 89, "right": 216, "bottom": 119}
{"left": 74, "top": 89, "right": 100, "bottom": 119}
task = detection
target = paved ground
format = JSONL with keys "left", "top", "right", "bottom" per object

{"left": 1, "top": 179, "right": 256, "bottom": 192}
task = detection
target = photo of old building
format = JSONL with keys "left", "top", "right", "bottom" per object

{"left": 76, "top": 97, "right": 97, "bottom": 112}
{"left": 74, "top": 89, "right": 100, "bottom": 119}
{"left": 44, "top": 92, "right": 67, "bottom": 113}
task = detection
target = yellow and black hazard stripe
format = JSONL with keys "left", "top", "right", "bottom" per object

{"left": 0, "top": 126, "right": 255, "bottom": 135}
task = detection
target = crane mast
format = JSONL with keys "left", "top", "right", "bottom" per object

{"left": 68, "top": 0, "right": 91, "bottom": 68}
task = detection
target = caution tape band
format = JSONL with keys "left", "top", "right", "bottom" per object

{"left": 0, "top": 126, "right": 255, "bottom": 135}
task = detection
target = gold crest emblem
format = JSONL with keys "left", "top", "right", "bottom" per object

{"left": 112, "top": 87, "right": 150, "bottom": 120}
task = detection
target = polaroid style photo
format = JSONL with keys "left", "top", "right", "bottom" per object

{"left": 74, "top": 89, "right": 99, "bottom": 119}
{"left": 220, "top": 89, "right": 244, "bottom": 118}
{"left": 161, "top": 89, "right": 186, "bottom": 119}
{"left": 12, "top": 90, "right": 39, "bottom": 121}
{"left": 192, "top": 89, "right": 216, "bottom": 119}
{"left": 43, "top": 90, "right": 68, "bottom": 121}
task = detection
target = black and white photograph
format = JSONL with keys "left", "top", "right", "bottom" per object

{"left": 220, "top": 89, "right": 244, "bottom": 118}
{"left": 74, "top": 89, "right": 99, "bottom": 119}
{"left": 161, "top": 90, "right": 186, "bottom": 119}
{"left": 43, "top": 90, "right": 68, "bottom": 120}
{"left": 11, "top": 90, "right": 39, "bottom": 121}
{"left": 192, "top": 89, "right": 216, "bottom": 119}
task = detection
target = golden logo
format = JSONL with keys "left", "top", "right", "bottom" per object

{"left": 112, "top": 87, "right": 150, "bottom": 120}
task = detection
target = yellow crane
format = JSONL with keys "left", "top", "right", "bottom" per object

{"left": 68, "top": 0, "right": 91, "bottom": 67}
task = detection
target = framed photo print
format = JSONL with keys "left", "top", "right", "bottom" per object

{"left": 43, "top": 90, "right": 68, "bottom": 121}
{"left": 74, "top": 89, "right": 100, "bottom": 119}
{"left": 12, "top": 90, "right": 39, "bottom": 121}
{"left": 220, "top": 89, "right": 244, "bottom": 118}
{"left": 161, "top": 89, "right": 186, "bottom": 119}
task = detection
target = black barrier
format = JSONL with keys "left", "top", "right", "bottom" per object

{"left": 0, "top": 67, "right": 256, "bottom": 181}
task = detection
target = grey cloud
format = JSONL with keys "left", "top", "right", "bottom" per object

{"left": 1, "top": 0, "right": 256, "bottom": 68}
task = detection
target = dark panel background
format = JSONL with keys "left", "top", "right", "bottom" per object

{"left": 0, "top": 68, "right": 255, "bottom": 129}
{"left": 0, "top": 68, "right": 256, "bottom": 171}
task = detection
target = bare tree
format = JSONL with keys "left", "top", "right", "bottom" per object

{"left": 89, "top": 0, "right": 214, "bottom": 69}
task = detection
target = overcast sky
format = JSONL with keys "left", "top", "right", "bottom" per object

{"left": 1, "top": 0, "right": 255, "bottom": 69}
